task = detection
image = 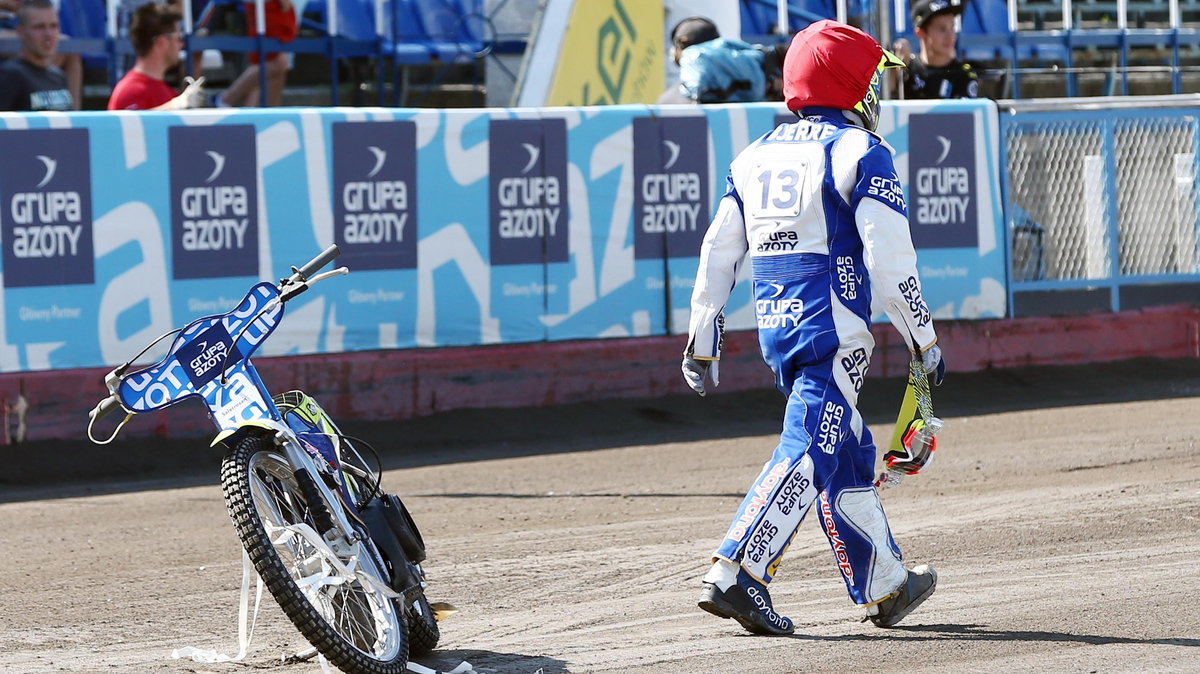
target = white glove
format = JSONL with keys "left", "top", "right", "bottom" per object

{"left": 166, "top": 76, "right": 206, "bottom": 110}
{"left": 920, "top": 344, "right": 945, "bottom": 386}
{"left": 682, "top": 356, "right": 719, "bottom": 397}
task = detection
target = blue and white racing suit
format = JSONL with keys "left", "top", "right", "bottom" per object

{"left": 685, "top": 108, "right": 938, "bottom": 607}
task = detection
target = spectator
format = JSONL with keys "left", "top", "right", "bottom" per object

{"left": 214, "top": 0, "right": 296, "bottom": 107}
{"left": 892, "top": 0, "right": 979, "bottom": 99}
{"left": 0, "top": 0, "right": 81, "bottom": 109}
{"left": 657, "top": 15, "right": 787, "bottom": 105}
{"left": 658, "top": 16, "right": 719, "bottom": 104}
{"left": 108, "top": 2, "right": 205, "bottom": 110}
{"left": 0, "top": 0, "right": 74, "bottom": 110}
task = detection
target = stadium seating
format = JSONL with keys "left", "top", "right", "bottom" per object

{"left": 384, "top": 0, "right": 484, "bottom": 65}
{"left": 26, "top": 0, "right": 1200, "bottom": 106}
{"left": 740, "top": 0, "right": 1200, "bottom": 98}
{"left": 55, "top": 0, "right": 110, "bottom": 70}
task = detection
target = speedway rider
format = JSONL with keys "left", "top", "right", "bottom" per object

{"left": 682, "top": 19, "right": 946, "bottom": 635}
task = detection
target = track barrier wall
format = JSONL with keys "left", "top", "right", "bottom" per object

{"left": 0, "top": 98, "right": 1195, "bottom": 441}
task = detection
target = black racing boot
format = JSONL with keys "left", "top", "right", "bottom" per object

{"left": 699, "top": 567, "right": 794, "bottom": 636}
{"left": 866, "top": 564, "right": 937, "bottom": 628}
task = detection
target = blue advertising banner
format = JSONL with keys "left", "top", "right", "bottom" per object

{"left": 907, "top": 112, "right": 978, "bottom": 249}
{"left": 488, "top": 118, "right": 569, "bottom": 266}
{"left": 0, "top": 100, "right": 1005, "bottom": 374}
{"left": 332, "top": 121, "right": 418, "bottom": 271}
{"left": 169, "top": 125, "right": 258, "bottom": 279}
{"left": 632, "top": 115, "right": 709, "bottom": 259}
{"left": 0, "top": 128, "right": 94, "bottom": 288}
{"left": 881, "top": 100, "right": 1005, "bottom": 323}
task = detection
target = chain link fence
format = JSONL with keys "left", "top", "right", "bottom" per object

{"left": 1002, "top": 98, "right": 1200, "bottom": 290}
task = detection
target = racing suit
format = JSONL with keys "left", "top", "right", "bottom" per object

{"left": 685, "top": 108, "right": 938, "bottom": 607}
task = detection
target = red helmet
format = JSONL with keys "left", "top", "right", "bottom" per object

{"left": 783, "top": 20, "right": 904, "bottom": 130}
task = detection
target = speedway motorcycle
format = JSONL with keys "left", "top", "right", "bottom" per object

{"left": 87, "top": 245, "right": 438, "bottom": 674}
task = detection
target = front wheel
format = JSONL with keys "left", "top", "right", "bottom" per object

{"left": 221, "top": 435, "right": 409, "bottom": 673}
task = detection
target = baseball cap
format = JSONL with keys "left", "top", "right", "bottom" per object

{"left": 911, "top": 0, "right": 964, "bottom": 30}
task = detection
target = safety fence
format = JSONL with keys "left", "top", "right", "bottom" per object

{"left": 1000, "top": 95, "right": 1200, "bottom": 316}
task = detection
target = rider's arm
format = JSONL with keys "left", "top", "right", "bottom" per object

{"left": 852, "top": 141, "right": 938, "bottom": 352}
{"left": 686, "top": 176, "right": 749, "bottom": 360}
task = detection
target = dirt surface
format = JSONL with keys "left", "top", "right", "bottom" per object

{"left": 2, "top": 358, "right": 1199, "bottom": 674}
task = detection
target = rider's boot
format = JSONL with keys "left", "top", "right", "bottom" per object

{"left": 698, "top": 558, "right": 794, "bottom": 635}
{"left": 865, "top": 564, "right": 937, "bottom": 628}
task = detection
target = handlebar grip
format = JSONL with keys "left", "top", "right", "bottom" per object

{"left": 89, "top": 394, "right": 122, "bottom": 422}
{"left": 295, "top": 244, "right": 341, "bottom": 281}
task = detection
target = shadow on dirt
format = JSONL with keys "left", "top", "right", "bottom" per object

{"left": 761, "top": 622, "right": 1200, "bottom": 647}
{"left": 875, "top": 623, "right": 1200, "bottom": 647}
{"left": 415, "top": 649, "right": 570, "bottom": 673}
{"left": 4, "top": 357, "right": 1198, "bottom": 502}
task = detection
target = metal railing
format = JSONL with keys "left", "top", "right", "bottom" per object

{"left": 1000, "top": 95, "right": 1200, "bottom": 315}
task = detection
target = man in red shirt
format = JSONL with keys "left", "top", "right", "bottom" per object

{"left": 108, "top": 2, "right": 205, "bottom": 111}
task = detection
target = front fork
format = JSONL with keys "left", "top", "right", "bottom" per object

{"left": 276, "top": 431, "right": 383, "bottom": 569}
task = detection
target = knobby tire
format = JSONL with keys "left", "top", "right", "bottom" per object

{"left": 221, "top": 435, "right": 409, "bottom": 674}
{"left": 407, "top": 593, "right": 440, "bottom": 657}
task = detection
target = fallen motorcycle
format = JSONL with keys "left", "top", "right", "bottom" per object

{"left": 88, "top": 245, "right": 440, "bottom": 673}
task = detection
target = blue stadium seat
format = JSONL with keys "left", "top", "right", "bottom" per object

{"left": 299, "top": 0, "right": 378, "bottom": 41}
{"left": 58, "top": 0, "right": 106, "bottom": 40}
{"left": 57, "top": 0, "right": 108, "bottom": 68}
{"left": 383, "top": 0, "right": 483, "bottom": 64}
{"left": 740, "top": 0, "right": 839, "bottom": 37}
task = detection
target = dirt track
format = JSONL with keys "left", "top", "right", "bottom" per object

{"left": 2, "top": 358, "right": 1199, "bottom": 673}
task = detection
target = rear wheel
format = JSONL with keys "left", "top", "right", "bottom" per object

{"left": 407, "top": 591, "right": 440, "bottom": 657}
{"left": 221, "top": 434, "right": 409, "bottom": 674}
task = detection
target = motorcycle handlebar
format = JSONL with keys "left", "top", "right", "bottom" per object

{"left": 292, "top": 244, "right": 341, "bottom": 283}
{"left": 87, "top": 393, "right": 132, "bottom": 444}
{"left": 89, "top": 394, "right": 121, "bottom": 423}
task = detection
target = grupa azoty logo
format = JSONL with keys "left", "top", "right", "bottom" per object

{"left": 662, "top": 140, "right": 680, "bottom": 170}
{"left": 331, "top": 120, "right": 419, "bottom": 270}
{"left": 366, "top": 146, "right": 386, "bottom": 178}
{"left": 520, "top": 143, "right": 540, "bottom": 174}
{"left": 339, "top": 144, "right": 408, "bottom": 245}
{"left": 204, "top": 150, "right": 226, "bottom": 183}
{"left": 631, "top": 116, "right": 709, "bottom": 259}
{"left": 935, "top": 136, "right": 952, "bottom": 164}
{"left": 34, "top": 155, "right": 57, "bottom": 188}
{"left": 487, "top": 117, "right": 568, "bottom": 265}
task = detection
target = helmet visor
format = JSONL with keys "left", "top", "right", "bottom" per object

{"left": 853, "top": 50, "right": 906, "bottom": 131}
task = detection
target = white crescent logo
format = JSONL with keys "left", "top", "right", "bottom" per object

{"left": 768, "top": 283, "right": 785, "bottom": 298}
{"left": 204, "top": 151, "right": 226, "bottom": 183}
{"left": 935, "top": 136, "right": 951, "bottom": 164}
{"left": 663, "top": 140, "right": 681, "bottom": 170}
{"left": 520, "top": 143, "right": 540, "bottom": 174}
{"left": 366, "top": 146, "right": 386, "bottom": 178}
{"left": 35, "top": 155, "right": 56, "bottom": 188}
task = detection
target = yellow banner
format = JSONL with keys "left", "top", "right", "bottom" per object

{"left": 546, "top": 0, "right": 664, "bottom": 106}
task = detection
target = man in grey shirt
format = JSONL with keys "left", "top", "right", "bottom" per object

{"left": 0, "top": 0, "right": 73, "bottom": 111}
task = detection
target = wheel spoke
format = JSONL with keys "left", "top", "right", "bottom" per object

{"left": 238, "top": 448, "right": 406, "bottom": 661}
